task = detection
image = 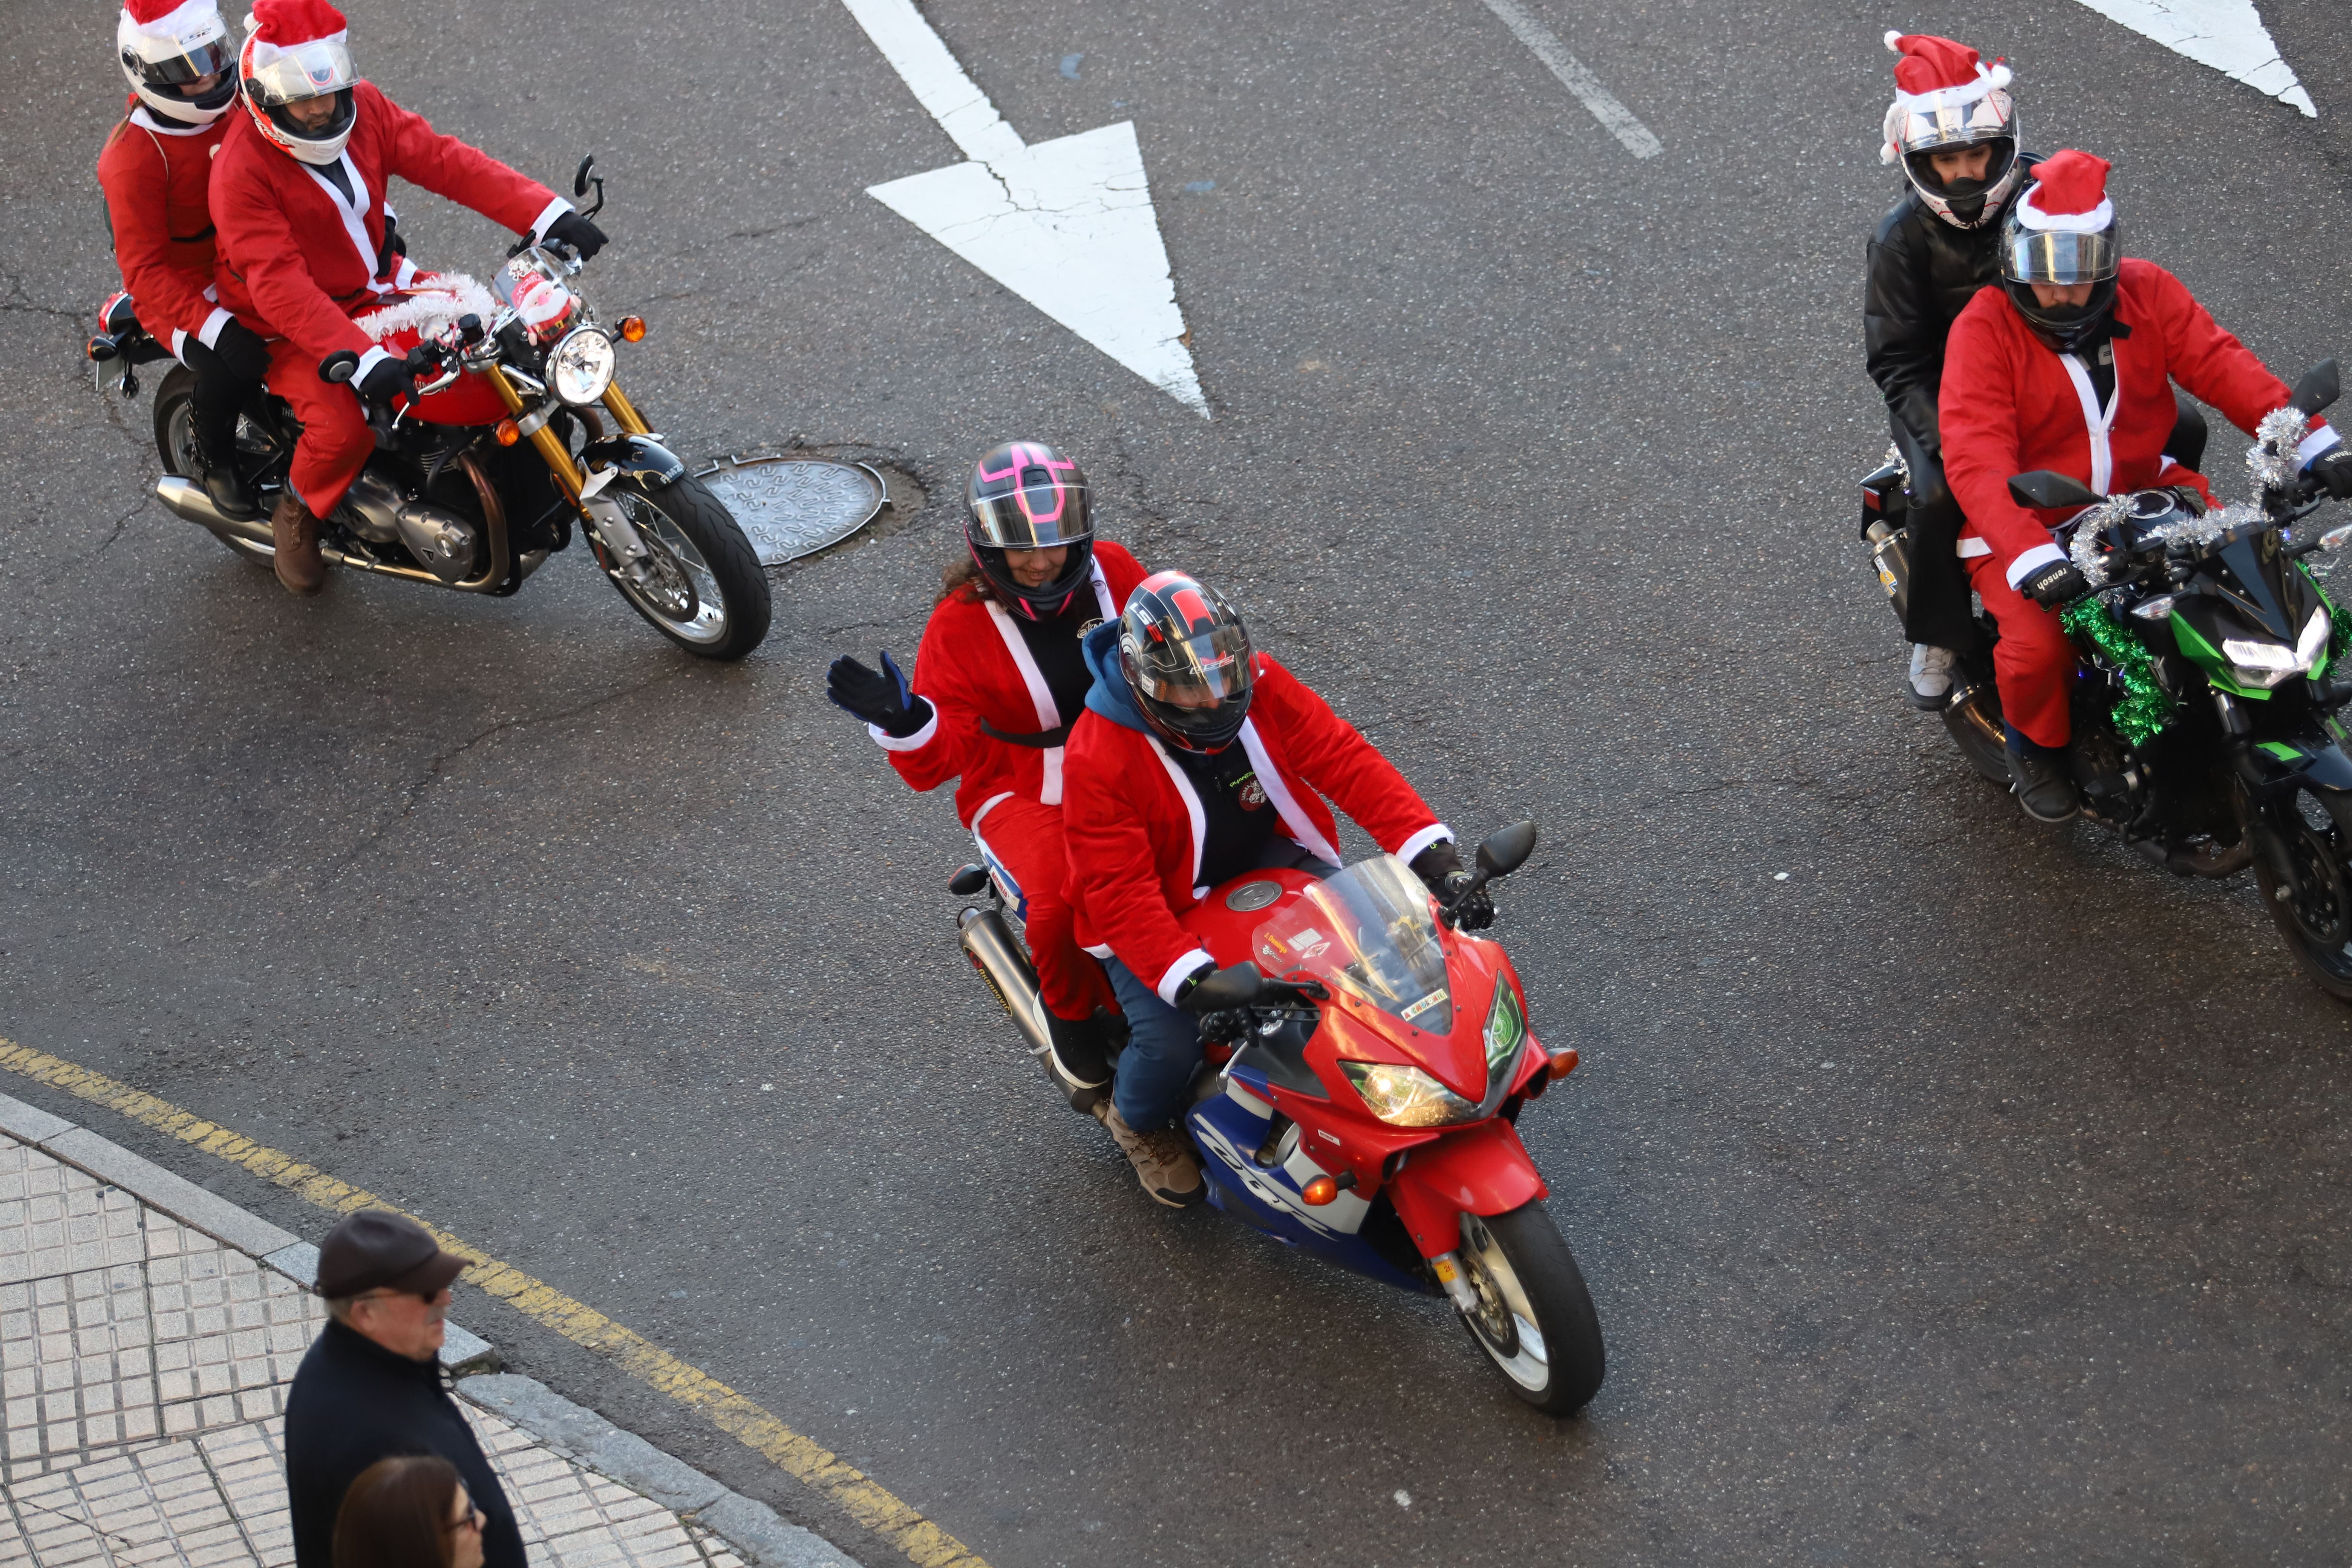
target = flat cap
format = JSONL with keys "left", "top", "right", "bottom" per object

{"left": 316, "top": 1209, "right": 465, "bottom": 1299}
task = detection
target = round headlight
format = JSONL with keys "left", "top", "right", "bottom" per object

{"left": 550, "top": 327, "right": 616, "bottom": 406}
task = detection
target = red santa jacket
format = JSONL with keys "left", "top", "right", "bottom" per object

{"left": 873, "top": 542, "right": 1150, "bottom": 826}
{"left": 96, "top": 101, "right": 243, "bottom": 360}
{"left": 210, "top": 80, "right": 563, "bottom": 376}
{"left": 1065, "top": 648, "right": 1453, "bottom": 1002}
{"left": 1942, "top": 258, "right": 2335, "bottom": 587}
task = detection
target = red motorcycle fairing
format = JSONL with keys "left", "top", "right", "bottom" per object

{"left": 1383, "top": 1118, "right": 1548, "bottom": 1258}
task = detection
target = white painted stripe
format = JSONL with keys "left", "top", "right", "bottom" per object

{"left": 836, "top": 0, "right": 1025, "bottom": 162}
{"left": 2069, "top": 0, "right": 2314, "bottom": 117}
{"left": 1475, "top": 0, "right": 1661, "bottom": 159}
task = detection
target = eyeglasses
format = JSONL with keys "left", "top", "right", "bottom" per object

{"left": 444, "top": 1504, "right": 487, "bottom": 1536}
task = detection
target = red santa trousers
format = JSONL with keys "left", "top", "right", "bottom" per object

{"left": 265, "top": 337, "right": 375, "bottom": 519}
{"left": 971, "top": 796, "right": 1115, "bottom": 1022}
{"left": 1966, "top": 550, "right": 2074, "bottom": 749}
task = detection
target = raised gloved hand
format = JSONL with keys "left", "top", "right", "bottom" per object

{"left": 2309, "top": 445, "right": 2352, "bottom": 502}
{"left": 357, "top": 356, "right": 417, "bottom": 409}
{"left": 543, "top": 211, "right": 608, "bottom": 261}
{"left": 825, "top": 652, "right": 933, "bottom": 737}
{"left": 2018, "top": 558, "right": 2090, "bottom": 609}
{"left": 1410, "top": 840, "right": 1495, "bottom": 931}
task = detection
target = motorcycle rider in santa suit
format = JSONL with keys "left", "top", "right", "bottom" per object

{"left": 1061, "top": 572, "right": 1493, "bottom": 1207}
{"left": 1864, "top": 31, "right": 2205, "bottom": 707}
{"left": 1939, "top": 149, "right": 2352, "bottom": 821}
{"left": 825, "top": 443, "right": 1151, "bottom": 1107}
{"left": 207, "top": 0, "right": 608, "bottom": 597}
{"left": 98, "top": 0, "right": 274, "bottom": 523}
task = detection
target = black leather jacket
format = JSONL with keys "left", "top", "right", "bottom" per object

{"left": 1863, "top": 155, "right": 2038, "bottom": 503}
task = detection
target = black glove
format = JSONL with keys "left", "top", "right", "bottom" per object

{"left": 826, "top": 652, "right": 933, "bottom": 737}
{"left": 2310, "top": 446, "right": 2352, "bottom": 502}
{"left": 188, "top": 318, "right": 272, "bottom": 383}
{"left": 1410, "top": 841, "right": 1495, "bottom": 931}
{"left": 542, "top": 211, "right": 608, "bottom": 261}
{"left": 2018, "top": 558, "right": 2089, "bottom": 609}
{"left": 357, "top": 356, "right": 418, "bottom": 408}
{"left": 1195, "top": 1009, "right": 1246, "bottom": 1045}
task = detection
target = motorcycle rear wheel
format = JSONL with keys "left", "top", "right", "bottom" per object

{"left": 2249, "top": 789, "right": 2352, "bottom": 1001}
{"left": 1453, "top": 1203, "right": 1605, "bottom": 1416}
{"left": 153, "top": 367, "right": 270, "bottom": 568}
{"left": 600, "top": 476, "right": 772, "bottom": 661}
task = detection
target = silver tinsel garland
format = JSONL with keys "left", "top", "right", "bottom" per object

{"left": 2060, "top": 403, "right": 2315, "bottom": 588}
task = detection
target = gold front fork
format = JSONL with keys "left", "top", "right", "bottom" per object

{"left": 486, "top": 364, "right": 587, "bottom": 503}
{"left": 600, "top": 382, "right": 652, "bottom": 438}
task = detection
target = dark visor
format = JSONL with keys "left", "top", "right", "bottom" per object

{"left": 132, "top": 35, "right": 233, "bottom": 86}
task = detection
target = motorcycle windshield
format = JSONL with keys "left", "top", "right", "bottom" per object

{"left": 1252, "top": 856, "right": 1453, "bottom": 1035}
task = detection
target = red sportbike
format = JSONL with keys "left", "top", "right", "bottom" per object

{"left": 957, "top": 823, "right": 1606, "bottom": 1415}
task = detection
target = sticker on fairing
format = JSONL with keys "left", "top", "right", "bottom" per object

{"left": 1399, "top": 989, "right": 1448, "bottom": 1023}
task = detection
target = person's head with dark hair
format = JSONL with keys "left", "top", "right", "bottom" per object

{"left": 332, "top": 1455, "right": 486, "bottom": 1568}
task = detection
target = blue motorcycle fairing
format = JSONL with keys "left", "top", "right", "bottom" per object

{"left": 1188, "top": 1073, "right": 1434, "bottom": 1296}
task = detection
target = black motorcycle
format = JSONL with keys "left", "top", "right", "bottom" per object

{"left": 1859, "top": 362, "right": 2352, "bottom": 998}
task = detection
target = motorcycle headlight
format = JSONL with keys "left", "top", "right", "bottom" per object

{"left": 1484, "top": 982, "right": 1525, "bottom": 1085}
{"left": 1340, "top": 1061, "right": 1479, "bottom": 1129}
{"left": 2224, "top": 607, "right": 2330, "bottom": 689}
{"left": 550, "top": 326, "right": 616, "bottom": 406}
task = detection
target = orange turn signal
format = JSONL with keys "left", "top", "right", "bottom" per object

{"left": 1547, "top": 1048, "right": 1579, "bottom": 1081}
{"left": 618, "top": 315, "right": 646, "bottom": 343}
{"left": 1302, "top": 1176, "right": 1339, "bottom": 1206}
{"left": 495, "top": 418, "right": 522, "bottom": 447}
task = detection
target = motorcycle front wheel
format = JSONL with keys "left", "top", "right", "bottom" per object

{"left": 2248, "top": 789, "right": 2352, "bottom": 1001}
{"left": 599, "top": 476, "right": 772, "bottom": 661}
{"left": 1453, "top": 1203, "right": 1605, "bottom": 1416}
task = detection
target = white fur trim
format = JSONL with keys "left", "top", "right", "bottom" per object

{"left": 350, "top": 274, "right": 499, "bottom": 342}
{"left": 1956, "top": 536, "right": 1992, "bottom": 558}
{"left": 1889, "top": 63, "right": 2009, "bottom": 114}
{"left": 124, "top": 0, "right": 225, "bottom": 42}
{"left": 2006, "top": 542, "right": 2067, "bottom": 590}
{"left": 1236, "top": 719, "right": 1343, "bottom": 869}
{"left": 1147, "top": 736, "right": 1210, "bottom": 889}
{"left": 2298, "top": 426, "right": 2340, "bottom": 465}
{"left": 1155, "top": 949, "right": 1216, "bottom": 1007}
{"left": 1089, "top": 557, "right": 1117, "bottom": 620}
{"left": 127, "top": 104, "right": 213, "bottom": 135}
{"left": 1396, "top": 823, "right": 1453, "bottom": 868}
{"left": 528, "top": 196, "right": 573, "bottom": 242}
{"left": 196, "top": 307, "right": 233, "bottom": 349}
{"left": 302, "top": 152, "right": 379, "bottom": 283}
{"left": 2058, "top": 353, "right": 2119, "bottom": 493}
{"left": 969, "top": 790, "right": 1016, "bottom": 831}
{"left": 982, "top": 599, "right": 1064, "bottom": 804}
{"left": 1082, "top": 942, "right": 1113, "bottom": 960}
{"left": 354, "top": 344, "right": 394, "bottom": 379}
{"left": 243, "top": 25, "right": 347, "bottom": 71}
{"left": 2017, "top": 191, "right": 2114, "bottom": 233}
{"left": 169, "top": 328, "right": 188, "bottom": 361}
{"left": 866, "top": 706, "right": 940, "bottom": 753}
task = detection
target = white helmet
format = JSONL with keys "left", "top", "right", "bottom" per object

{"left": 116, "top": 1, "right": 238, "bottom": 126}
{"left": 1879, "top": 32, "right": 2024, "bottom": 231}
{"left": 238, "top": 0, "right": 361, "bottom": 166}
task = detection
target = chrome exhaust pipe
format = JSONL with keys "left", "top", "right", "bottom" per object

{"left": 155, "top": 476, "right": 271, "bottom": 547}
{"left": 958, "top": 906, "right": 1053, "bottom": 1063}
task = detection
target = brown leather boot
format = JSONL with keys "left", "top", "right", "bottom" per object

{"left": 270, "top": 493, "right": 326, "bottom": 596}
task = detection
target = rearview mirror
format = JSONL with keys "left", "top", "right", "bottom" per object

{"left": 1183, "top": 962, "right": 1266, "bottom": 1012}
{"left": 573, "top": 154, "right": 597, "bottom": 198}
{"left": 1476, "top": 821, "right": 1538, "bottom": 878}
{"left": 2008, "top": 470, "right": 2102, "bottom": 510}
{"left": 2292, "top": 359, "right": 2341, "bottom": 418}
{"left": 946, "top": 864, "right": 989, "bottom": 897}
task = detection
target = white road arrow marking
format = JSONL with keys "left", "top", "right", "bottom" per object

{"left": 2071, "top": 0, "right": 2315, "bottom": 117}
{"left": 1477, "top": 0, "right": 1661, "bottom": 159}
{"left": 841, "top": 0, "right": 1209, "bottom": 418}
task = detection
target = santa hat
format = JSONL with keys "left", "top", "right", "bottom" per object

{"left": 118, "top": 0, "right": 224, "bottom": 48}
{"left": 243, "top": 0, "right": 348, "bottom": 69}
{"left": 1885, "top": 32, "right": 2012, "bottom": 109}
{"left": 2015, "top": 149, "right": 2114, "bottom": 233}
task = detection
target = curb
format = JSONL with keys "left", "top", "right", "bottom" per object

{"left": 0, "top": 1089, "right": 858, "bottom": 1568}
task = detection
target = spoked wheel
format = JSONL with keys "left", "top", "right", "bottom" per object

{"left": 599, "top": 476, "right": 771, "bottom": 661}
{"left": 2248, "top": 789, "right": 2352, "bottom": 1001}
{"left": 153, "top": 366, "right": 271, "bottom": 567}
{"left": 1453, "top": 1204, "right": 1605, "bottom": 1416}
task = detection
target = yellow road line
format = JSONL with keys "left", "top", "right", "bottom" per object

{"left": 0, "top": 1041, "right": 989, "bottom": 1568}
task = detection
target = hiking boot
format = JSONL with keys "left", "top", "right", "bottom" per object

{"left": 270, "top": 493, "right": 326, "bottom": 596}
{"left": 1043, "top": 1009, "right": 1114, "bottom": 1114}
{"left": 2006, "top": 745, "right": 2079, "bottom": 823}
{"left": 1092, "top": 1099, "right": 1205, "bottom": 1208}
{"left": 1906, "top": 644, "right": 1956, "bottom": 711}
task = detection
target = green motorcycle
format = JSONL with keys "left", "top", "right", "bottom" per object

{"left": 1862, "top": 361, "right": 2352, "bottom": 999}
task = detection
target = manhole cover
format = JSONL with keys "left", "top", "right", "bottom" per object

{"left": 695, "top": 456, "right": 888, "bottom": 567}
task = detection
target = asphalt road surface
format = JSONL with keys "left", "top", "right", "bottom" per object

{"left": 8, "top": 2, "right": 2352, "bottom": 1564}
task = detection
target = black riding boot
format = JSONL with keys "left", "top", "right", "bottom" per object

{"left": 188, "top": 368, "right": 259, "bottom": 520}
{"left": 1043, "top": 1009, "right": 1118, "bottom": 1113}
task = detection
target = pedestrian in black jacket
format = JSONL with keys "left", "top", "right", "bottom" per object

{"left": 284, "top": 1211, "right": 523, "bottom": 1568}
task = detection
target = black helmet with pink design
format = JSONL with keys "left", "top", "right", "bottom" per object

{"left": 965, "top": 440, "right": 1096, "bottom": 620}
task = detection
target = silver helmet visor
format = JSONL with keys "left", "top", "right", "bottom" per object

{"left": 1890, "top": 89, "right": 2015, "bottom": 157}
{"left": 2004, "top": 227, "right": 2120, "bottom": 286}
{"left": 134, "top": 35, "right": 234, "bottom": 85}
{"left": 968, "top": 482, "right": 1093, "bottom": 550}
{"left": 244, "top": 40, "right": 358, "bottom": 107}
{"left": 1135, "top": 621, "right": 1252, "bottom": 708}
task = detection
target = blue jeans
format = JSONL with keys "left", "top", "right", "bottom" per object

{"left": 1104, "top": 840, "right": 1338, "bottom": 1132}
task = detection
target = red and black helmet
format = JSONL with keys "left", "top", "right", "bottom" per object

{"left": 1118, "top": 571, "right": 1255, "bottom": 753}
{"left": 965, "top": 441, "right": 1096, "bottom": 620}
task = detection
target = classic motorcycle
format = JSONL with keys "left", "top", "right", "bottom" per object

{"left": 1859, "top": 361, "right": 2352, "bottom": 998}
{"left": 952, "top": 824, "right": 1607, "bottom": 1415}
{"left": 86, "top": 158, "right": 770, "bottom": 660}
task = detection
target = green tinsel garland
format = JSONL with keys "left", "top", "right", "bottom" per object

{"left": 2062, "top": 597, "right": 2179, "bottom": 747}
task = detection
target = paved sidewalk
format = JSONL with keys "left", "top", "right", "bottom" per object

{"left": 0, "top": 1130, "right": 818, "bottom": 1568}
